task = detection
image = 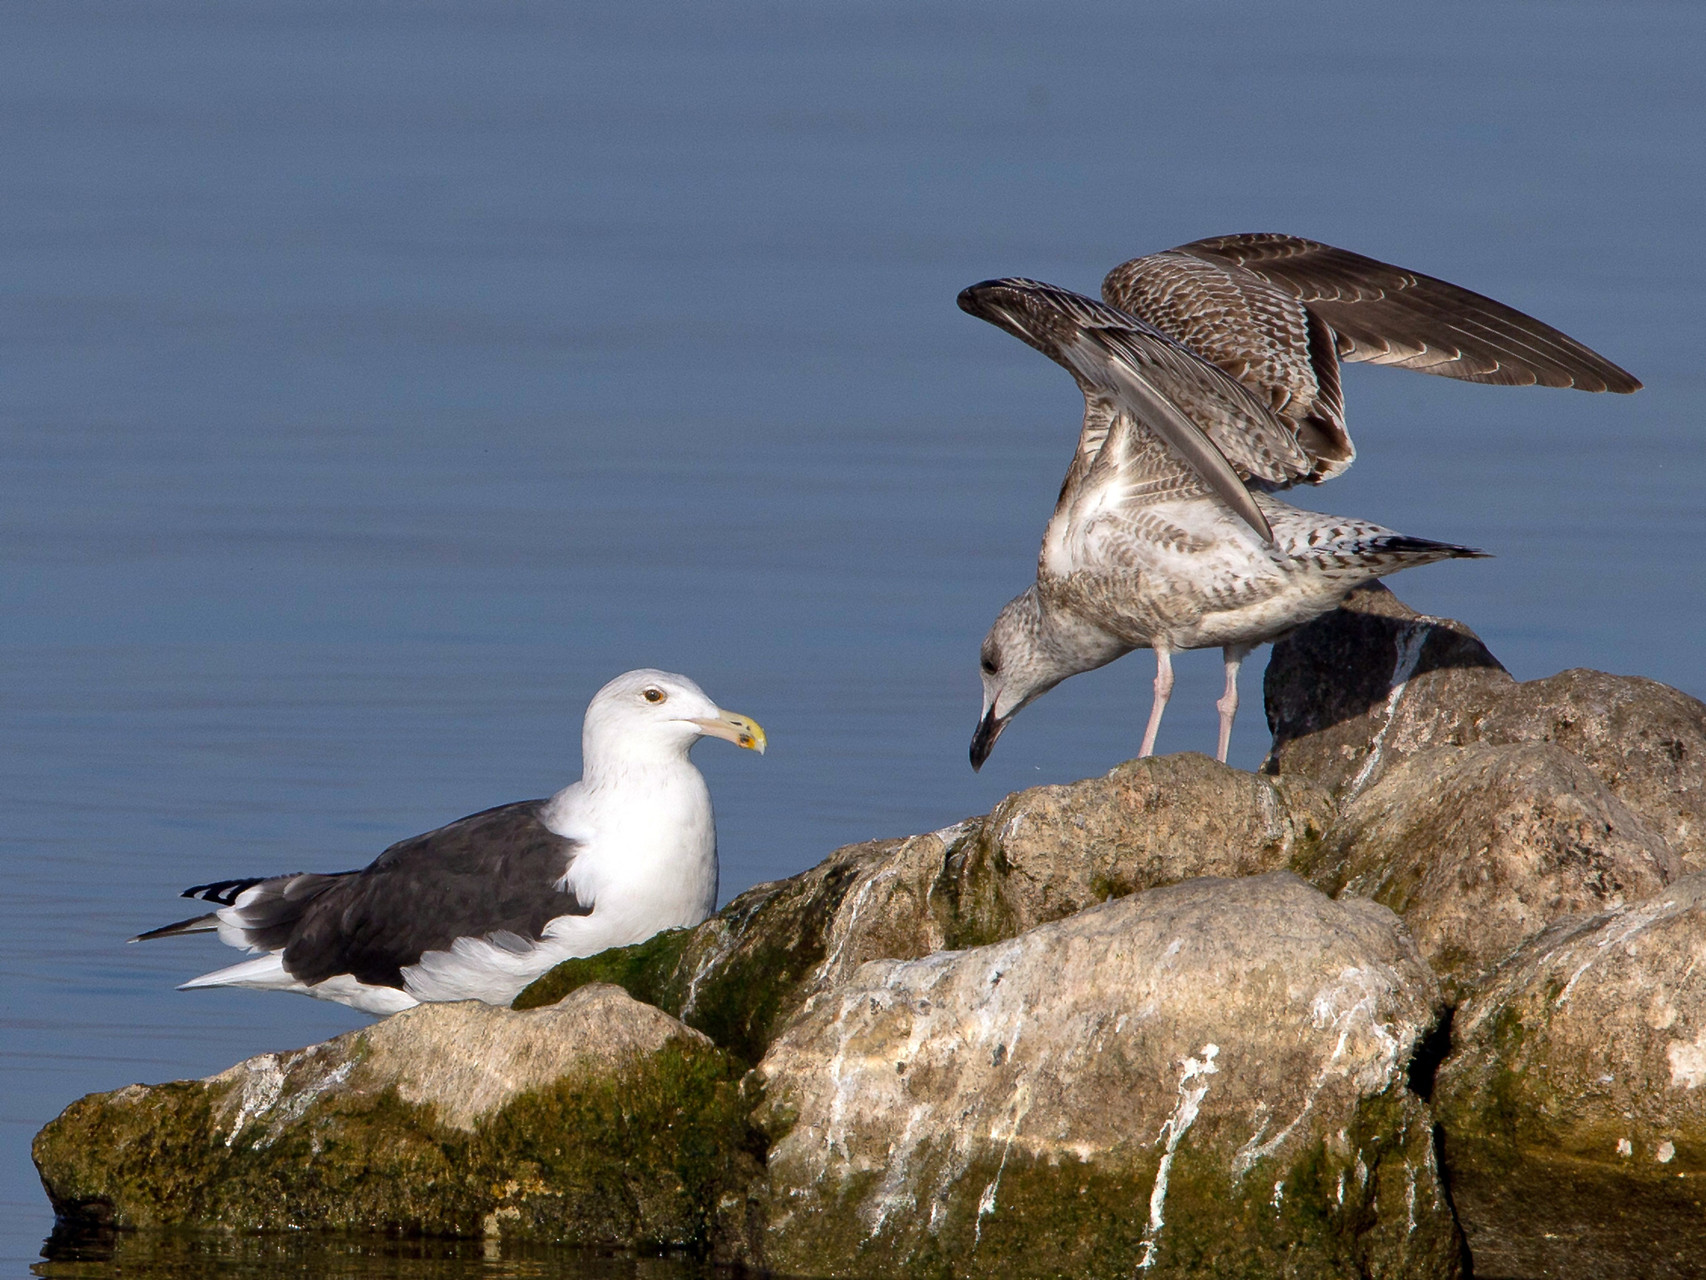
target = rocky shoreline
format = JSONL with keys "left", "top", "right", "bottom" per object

{"left": 35, "top": 585, "right": 1706, "bottom": 1278}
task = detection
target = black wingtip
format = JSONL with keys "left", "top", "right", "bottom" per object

{"left": 130, "top": 912, "right": 219, "bottom": 943}
{"left": 181, "top": 877, "right": 263, "bottom": 906}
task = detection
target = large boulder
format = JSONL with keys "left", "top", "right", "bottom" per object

{"left": 756, "top": 872, "right": 1460, "bottom": 1280}
{"left": 516, "top": 755, "right": 1333, "bottom": 1065}
{"left": 1305, "top": 742, "right": 1681, "bottom": 1000}
{"left": 1471, "top": 670, "right": 1706, "bottom": 870}
{"left": 1433, "top": 874, "right": 1706, "bottom": 1280}
{"left": 33, "top": 985, "right": 764, "bottom": 1256}
{"left": 928, "top": 753, "right": 1334, "bottom": 949}
{"left": 1264, "top": 586, "right": 1706, "bottom": 871}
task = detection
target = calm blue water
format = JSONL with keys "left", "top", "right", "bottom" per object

{"left": 4, "top": 1, "right": 1703, "bottom": 1270}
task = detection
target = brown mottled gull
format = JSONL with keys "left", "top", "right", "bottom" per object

{"left": 962, "top": 236, "right": 1638, "bottom": 770}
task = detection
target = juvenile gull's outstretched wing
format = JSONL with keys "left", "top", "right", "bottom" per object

{"left": 958, "top": 278, "right": 1308, "bottom": 542}
{"left": 1101, "top": 233, "right": 1641, "bottom": 484}
{"left": 1158, "top": 232, "right": 1641, "bottom": 391}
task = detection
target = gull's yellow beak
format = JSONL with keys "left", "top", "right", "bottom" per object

{"left": 690, "top": 709, "right": 767, "bottom": 754}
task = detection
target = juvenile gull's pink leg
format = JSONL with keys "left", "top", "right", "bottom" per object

{"left": 1216, "top": 642, "right": 1256, "bottom": 763}
{"left": 1138, "top": 646, "right": 1174, "bottom": 758}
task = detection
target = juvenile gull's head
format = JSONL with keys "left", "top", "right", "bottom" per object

{"left": 970, "top": 589, "right": 1073, "bottom": 771}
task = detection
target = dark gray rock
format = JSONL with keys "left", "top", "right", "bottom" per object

{"left": 1265, "top": 584, "right": 1706, "bottom": 871}
{"left": 1262, "top": 581, "right": 1511, "bottom": 797}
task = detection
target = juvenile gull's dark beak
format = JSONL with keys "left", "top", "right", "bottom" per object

{"left": 969, "top": 707, "right": 1008, "bottom": 772}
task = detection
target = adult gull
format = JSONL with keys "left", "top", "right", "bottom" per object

{"left": 961, "top": 243, "right": 1638, "bottom": 769}
{"left": 133, "top": 669, "right": 766, "bottom": 1014}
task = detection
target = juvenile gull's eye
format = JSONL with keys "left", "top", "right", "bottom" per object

{"left": 980, "top": 656, "right": 998, "bottom": 676}
{"left": 643, "top": 687, "right": 666, "bottom": 704}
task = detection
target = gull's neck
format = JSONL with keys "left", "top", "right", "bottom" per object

{"left": 578, "top": 730, "right": 697, "bottom": 792}
{"left": 1038, "top": 592, "right": 1131, "bottom": 674}
{"left": 542, "top": 731, "right": 710, "bottom": 843}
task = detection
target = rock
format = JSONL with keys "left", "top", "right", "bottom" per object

{"left": 1433, "top": 874, "right": 1706, "bottom": 1280}
{"left": 1305, "top": 743, "right": 1681, "bottom": 1000}
{"left": 756, "top": 872, "right": 1460, "bottom": 1280}
{"left": 33, "top": 985, "right": 764, "bottom": 1255}
{"left": 513, "top": 834, "right": 916, "bottom": 1065}
{"left": 1262, "top": 582, "right": 1512, "bottom": 796}
{"left": 517, "top": 755, "right": 1334, "bottom": 1064}
{"left": 932, "top": 753, "right": 1335, "bottom": 948}
{"left": 1265, "top": 585, "right": 1706, "bottom": 871}
{"left": 1472, "top": 670, "right": 1706, "bottom": 871}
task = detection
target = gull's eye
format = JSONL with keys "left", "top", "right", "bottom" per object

{"left": 980, "top": 655, "right": 999, "bottom": 676}
{"left": 642, "top": 687, "right": 667, "bottom": 704}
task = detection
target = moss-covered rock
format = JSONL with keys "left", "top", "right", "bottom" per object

{"left": 33, "top": 985, "right": 765, "bottom": 1258}
{"left": 516, "top": 757, "right": 1334, "bottom": 1066}
{"left": 756, "top": 872, "right": 1460, "bottom": 1279}
{"left": 44, "top": 579, "right": 1706, "bottom": 1277}
{"left": 1433, "top": 874, "right": 1706, "bottom": 1279}
{"left": 515, "top": 836, "right": 908, "bottom": 1065}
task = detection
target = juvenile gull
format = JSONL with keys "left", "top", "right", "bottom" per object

{"left": 961, "top": 279, "right": 1496, "bottom": 769}
{"left": 132, "top": 669, "right": 766, "bottom": 1014}
{"left": 961, "top": 236, "right": 1639, "bottom": 769}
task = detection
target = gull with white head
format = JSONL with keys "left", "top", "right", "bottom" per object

{"left": 132, "top": 669, "right": 766, "bottom": 1014}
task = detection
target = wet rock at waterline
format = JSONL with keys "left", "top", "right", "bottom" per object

{"left": 1434, "top": 875, "right": 1706, "bottom": 1280}
{"left": 758, "top": 872, "right": 1460, "bottom": 1280}
{"left": 32, "top": 985, "right": 764, "bottom": 1256}
{"left": 1305, "top": 741, "right": 1681, "bottom": 1000}
{"left": 1265, "top": 584, "right": 1706, "bottom": 871}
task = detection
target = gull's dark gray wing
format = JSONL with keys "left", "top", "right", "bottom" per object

{"left": 959, "top": 278, "right": 1310, "bottom": 543}
{"left": 135, "top": 799, "right": 587, "bottom": 991}
{"left": 1168, "top": 232, "right": 1642, "bottom": 392}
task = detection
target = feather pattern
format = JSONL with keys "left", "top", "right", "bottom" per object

{"left": 962, "top": 258, "right": 1519, "bottom": 767}
{"left": 1102, "top": 232, "right": 1639, "bottom": 482}
{"left": 958, "top": 278, "right": 1310, "bottom": 541}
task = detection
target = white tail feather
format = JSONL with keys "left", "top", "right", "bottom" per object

{"left": 179, "top": 952, "right": 296, "bottom": 992}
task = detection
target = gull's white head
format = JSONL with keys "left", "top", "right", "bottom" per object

{"left": 582, "top": 669, "right": 767, "bottom": 770}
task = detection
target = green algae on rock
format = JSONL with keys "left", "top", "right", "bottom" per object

{"left": 33, "top": 985, "right": 765, "bottom": 1258}
{"left": 1434, "top": 874, "right": 1706, "bottom": 1280}
{"left": 756, "top": 872, "right": 1461, "bottom": 1279}
{"left": 514, "top": 836, "right": 908, "bottom": 1065}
